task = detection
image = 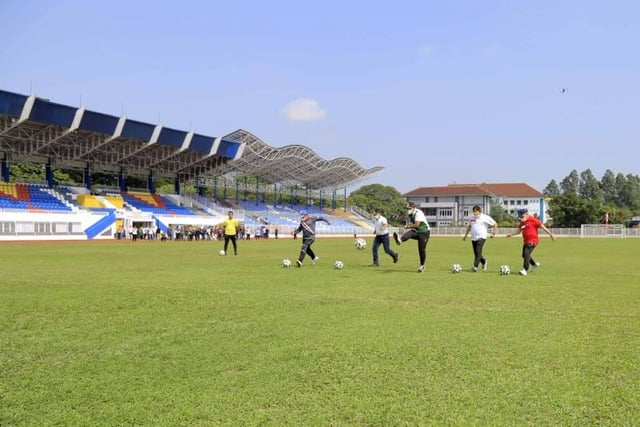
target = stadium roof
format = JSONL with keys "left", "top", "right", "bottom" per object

{"left": 0, "top": 89, "right": 382, "bottom": 190}
{"left": 219, "top": 129, "right": 384, "bottom": 190}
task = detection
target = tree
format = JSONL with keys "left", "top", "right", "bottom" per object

{"left": 614, "top": 173, "right": 628, "bottom": 206}
{"left": 490, "top": 203, "right": 516, "bottom": 227}
{"left": 10, "top": 163, "right": 74, "bottom": 185}
{"left": 559, "top": 170, "right": 579, "bottom": 194}
{"left": 578, "top": 169, "right": 602, "bottom": 201}
{"left": 348, "top": 184, "right": 406, "bottom": 225}
{"left": 617, "top": 174, "right": 640, "bottom": 211}
{"left": 600, "top": 169, "right": 617, "bottom": 205}
{"left": 628, "top": 174, "right": 640, "bottom": 211}
{"left": 543, "top": 180, "right": 560, "bottom": 197}
{"left": 547, "top": 193, "right": 606, "bottom": 227}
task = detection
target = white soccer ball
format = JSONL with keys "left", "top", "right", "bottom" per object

{"left": 219, "top": 249, "right": 226, "bottom": 256}
{"left": 334, "top": 260, "right": 344, "bottom": 270}
{"left": 500, "top": 265, "right": 511, "bottom": 275}
{"left": 282, "top": 258, "right": 292, "bottom": 268}
{"left": 355, "top": 238, "right": 367, "bottom": 250}
{"left": 451, "top": 263, "right": 463, "bottom": 274}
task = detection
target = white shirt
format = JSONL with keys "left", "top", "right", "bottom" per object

{"left": 468, "top": 213, "right": 497, "bottom": 240}
{"left": 412, "top": 208, "right": 427, "bottom": 224}
{"left": 373, "top": 214, "right": 389, "bottom": 236}
{"left": 408, "top": 208, "right": 429, "bottom": 231}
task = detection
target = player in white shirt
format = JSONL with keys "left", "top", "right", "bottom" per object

{"left": 371, "top": 208, "right": 399, "bottom": 266}
{"left": 463, "top": 205, "right": 498, "bottom": 272}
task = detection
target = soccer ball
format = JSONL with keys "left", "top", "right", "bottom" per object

{"left": 282, "top": 258, "right": 292, "bottom": 268}
{"left": 219, "top": 249, "right": 226, "bottom": 256}
{"left": 500, "top": 265, "right": 511, "bottom": 275}
{"left": 334, "top": 260, "right": 344, "bottom": 270}
{"left": 354, "top": 238, "right": 367, "bottom": 250}
{"left": 451, "top": 263, "right": 463, "bottom": 274}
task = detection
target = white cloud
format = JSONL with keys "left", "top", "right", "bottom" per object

{"left": 283, "top": 98, "right": 327, "bottom": 122}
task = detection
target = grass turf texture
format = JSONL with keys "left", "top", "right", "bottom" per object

{"left": 1, "top": 237, "right": 638, "bottom": 425}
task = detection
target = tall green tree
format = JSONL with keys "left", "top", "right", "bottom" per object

{"left": 578, "top": 169, "right": 602, "bottom": 201}
{"left": 547, "top": 193, "right": 606, "bottom": 227}
{"left": 490, "top": 203, "right": 516, "bottom": 227}
{"left": 348, "top": 184, "right": 406, "bottom": 225}
{"left": 600, "top": 169, "right": 617, "bottom": 205}
{"left": 617, "top": 174, "right": 640, "bottom": 211}
{"left": 614, "top": 173, "right": 628, "bottom": 206}
{"left": 543, "top": 180, "right": 560, "bottom": 197}
{"left": 560, "top": 169, "right": 579, "bottom": 194}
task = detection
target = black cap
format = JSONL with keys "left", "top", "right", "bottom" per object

{"left": 472, "top": 205, "right": 481, "bottom": 212}
{"left": 517, "top": 208, "right": 528, "bottom": 217}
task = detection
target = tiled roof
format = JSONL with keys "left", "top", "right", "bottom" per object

{"left": 404, "top": 185, "right": 490, "bottom": 196}
{"left": 477, "top": 183, "right": 542, "bottom": 197}
{"left": 405, "top": 183, "right": 542, "bottom": 197}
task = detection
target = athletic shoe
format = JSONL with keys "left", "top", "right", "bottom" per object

{"left": 519, "top": 269, "right": 528, "bottom": 276}
{"left": 418, "top": 265, "right": 425, "bottom": 273}
{"left": 482, "top": 262, "right": 488, "bottom": 272}
{"left": 393, "top": 232, "right": 401, "bottom": 245}
{"left": 531, "top": 262, "right": 540, "bottom": 272}
{"left": 393, "top": 253, "right": 399, "bottom": 264}
{"left": 471, "top": 266, "right": 478, "bottom": 272}
{"left": 369, "top": 263, "right": 379, "bottom": 267}
{"left": 311, "top": 257, "right": 319, "bottom": 265}
{"left": 296, "top": 260, "right": 302, "bottom": 268}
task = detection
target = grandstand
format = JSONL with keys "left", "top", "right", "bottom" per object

{"left": 0, "top": 182, "right": 72, "bottom": 212}
{"left": 0, "top": 88, "right": 382, "bottom": 241}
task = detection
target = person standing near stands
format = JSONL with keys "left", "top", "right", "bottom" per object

{"left": 463, "top": 205, "right": 498, "bottom": 272}
{"left": 393, "top": 201, "right": 431, "bottom": 273}
{"left": 371, "top": 208, "right": 398, "bottom": 267}
{"left": 293, "top": 210, "right": 330, "bottom": 267}
{"left": 506, "top": 208, "right": 556, "bottom": 276}
{"left": 222, "top": 210, "right": 239, "bottom": 255}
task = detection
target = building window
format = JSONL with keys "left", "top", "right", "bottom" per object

{"left": 440, "top": 209, "right": 453, "bottom": 217}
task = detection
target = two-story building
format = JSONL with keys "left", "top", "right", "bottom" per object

{"left": 404, "top": 183, "right": 547, "bottom": 226}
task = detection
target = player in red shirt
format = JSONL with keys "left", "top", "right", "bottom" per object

{"left": 506, "top": 208, "right": 556, "bottom": 276}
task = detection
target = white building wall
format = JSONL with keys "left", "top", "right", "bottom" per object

{"left": 0, "top": 211, "right": 115, "bottom": 241}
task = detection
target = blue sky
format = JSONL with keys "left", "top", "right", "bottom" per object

{"left": 2, "top": 0, "right": 638, "bottom": 193}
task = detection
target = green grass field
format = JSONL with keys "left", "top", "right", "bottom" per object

{"left": 1, "top": 236, "right": 638, "bottom": 426}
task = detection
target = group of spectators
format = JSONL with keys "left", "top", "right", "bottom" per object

{"left": 116, "top": 225, "right": 218, "bottom": 241}
{"left": 114, "top": 222, "right": 280, "bottom": 243}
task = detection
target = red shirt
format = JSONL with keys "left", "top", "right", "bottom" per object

{"left": 518, "top": 216, "right": 542, "bottom": 245}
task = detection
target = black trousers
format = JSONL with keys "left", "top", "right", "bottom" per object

{"left": 298, "top": 237, "right": 316, "bottom": 262}
{"left": 521, "top": 243, "right": 537, "bottom": 270}
{"left": 400, "top": 229, "right": 430, "bottom": 266}
{"left": 471, "top": 238, "right": 487, "bottom": 268}
{"left": 224, "top": 233, "right": 237, "bottom": 254}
